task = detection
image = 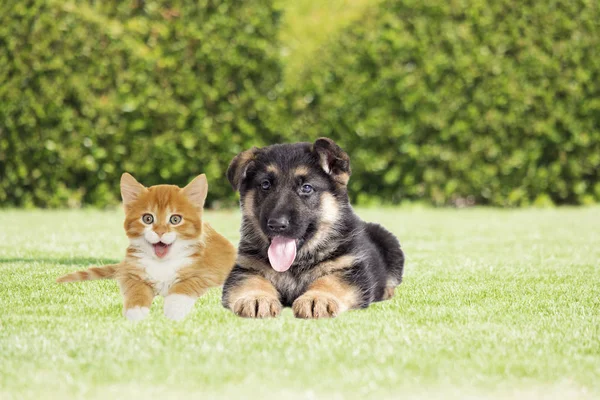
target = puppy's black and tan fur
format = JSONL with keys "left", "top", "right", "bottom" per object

{"left": 222, "top": 138, "right": 404, "bottom": 318}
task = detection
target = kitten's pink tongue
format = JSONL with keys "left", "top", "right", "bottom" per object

{"left": 267, "top": 237, "right": 296, "bottom": 272}
{"left": 153, "top": 243, "right": 169, "bottom": 258}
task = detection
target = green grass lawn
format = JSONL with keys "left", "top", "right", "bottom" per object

{"left": 0, "top": 207, "right": 598, "bottom": 399}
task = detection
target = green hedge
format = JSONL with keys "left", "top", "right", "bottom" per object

{"left": 2, "top": 0, "right": 600, "bottom": 207}
{"left": 0, "top": 0, "right": 281, "bottom": 207}
{"left": 282, "top": 0, "right": 600, "bottom": 206}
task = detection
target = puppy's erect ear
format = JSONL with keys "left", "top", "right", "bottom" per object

{"left": 312, "top": 137, "right": 351, "bottom": 185}
{"left": 227, "top": 147, "right": 259, "bottom": 191}
{"left": 120, "top": 173, "right": 147, "bottom": 207}
{"left": 183, "top": 174, "right": 208, "bottom": 209}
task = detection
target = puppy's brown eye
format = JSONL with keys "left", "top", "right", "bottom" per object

{"left": 261, "top": 180, "right": 271, "bottom": 190}
{"left": 142, "top": 214, "right": 154, "bottom": 224}
{"left": 301, "top": 184, "right": 314, "bottom": 194}
{"left": 169, "top": 215, "right": 182, "bottom": 225}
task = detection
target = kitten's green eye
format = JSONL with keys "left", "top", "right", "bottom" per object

{"left": 142, "top": 214, "right": 154, "bottom": 224}
{"left": 169, "top": 215, "right": 182, "bottom": 225}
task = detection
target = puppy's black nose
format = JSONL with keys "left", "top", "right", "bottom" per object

{"left": 267, "top": 217, "right": 290, "bottom": 233}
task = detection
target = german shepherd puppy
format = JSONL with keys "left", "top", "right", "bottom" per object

{"left": 222, "top": 138, "right": 404, "bottom": 319}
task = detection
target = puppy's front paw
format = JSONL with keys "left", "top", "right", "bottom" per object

{"left": 124, "top": 306, "right": 150, "bottom": 321}
{"left": 232, "top": 295, "right": 281, "bottom": 318}
{"left": 164, "top": 294, "right": 196, "bottom": 321}
{"left": 293, "top": 292, "right": 342, "bottom": 319}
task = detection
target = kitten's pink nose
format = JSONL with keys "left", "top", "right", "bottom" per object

{"left": 154, "top": 225, "right": 168, "bottom": 236}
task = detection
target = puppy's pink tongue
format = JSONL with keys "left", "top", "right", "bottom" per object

{"left": 267, "top": 237, "right": 296, "bottom": 272}
{"left": 153, "top": 243, "right": 169, "bottom": 258}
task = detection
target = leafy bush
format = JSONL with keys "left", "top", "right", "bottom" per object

{"left": 282, "top": 0, "right": 600, "bottom": 206}
{"left": 2, "top": 0, "right": 599, "bottom": 207}
{"left": 0, "top": 0, "right": 282, "bottom": 207}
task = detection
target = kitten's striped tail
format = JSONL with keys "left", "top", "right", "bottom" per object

{"left": 56, "top": 263, "right": 119, "bottom": 283}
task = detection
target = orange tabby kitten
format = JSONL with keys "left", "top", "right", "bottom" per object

{"left": 57, "top": 173, "right": 236, "bottom": 321}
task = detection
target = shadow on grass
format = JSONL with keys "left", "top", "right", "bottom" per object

{"left": 0, "top": 257, "right": 119, "bottom": 266}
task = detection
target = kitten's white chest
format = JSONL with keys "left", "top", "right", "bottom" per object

{"left": 139, "top": 254, "right": 193, "bottom": 296}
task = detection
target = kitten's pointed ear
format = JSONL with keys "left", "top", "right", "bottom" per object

{"left": 120, "top": 173, "right": 146, "bottom": 207}
{"left": 227, "top": 147, "right": 259, "bottom": 191}
{"left": 312, "top": 137, "right": 351, "bottom": 185}
{"left": 183, "top": 174, "right": 208, "bottom": 209}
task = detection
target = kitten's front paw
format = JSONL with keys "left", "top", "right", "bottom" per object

{"left": 124, "top": 306, "right": 150, "bottom": 321}
{"left": 164, "top": 294, "right": 196, "bottom": 321}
